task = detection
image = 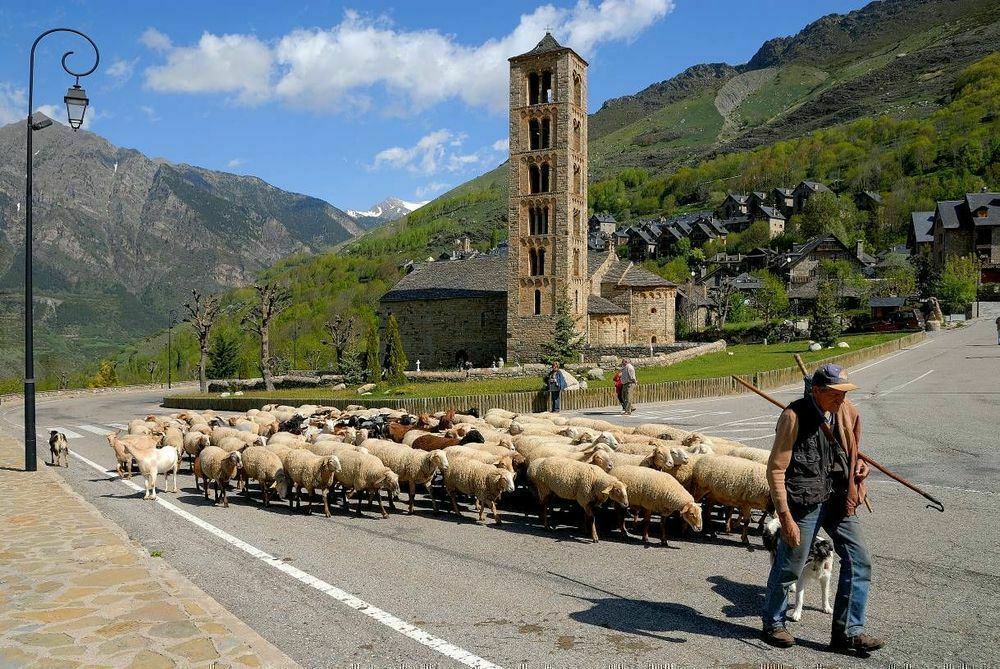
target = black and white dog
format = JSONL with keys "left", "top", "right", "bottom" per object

{"left": 763, "top": 516, "right": 834, "bottom": 621}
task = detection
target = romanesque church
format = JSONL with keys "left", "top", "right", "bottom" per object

{"left": 380, "top": 34, "right": 677, "bottom": 368}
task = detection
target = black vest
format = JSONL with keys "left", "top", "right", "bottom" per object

{"left": 785, "top": 398, "right": 835, "bottom": 507}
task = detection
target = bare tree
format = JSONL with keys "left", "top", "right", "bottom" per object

{"left": 183, "top": 290, "right": 222, "bottom": 393}
{"left": 323, "top": 314, "right": 356, "bottom": 369}
{"left": 709, "top": 279, "right": 741, "bottom": 330}
{"left": 242, "top": 283, "right": 291, "bottom": 392}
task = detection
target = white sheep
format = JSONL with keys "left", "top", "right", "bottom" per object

{"left": 121, "top": 439, "right": 179, "bottom": 500}
{"left": 522, "top": 445, "right": 614, "bottom": 472}
{"left": 690, "top": 455, "right": 770, "bottom": 543}
{"left": 240, "top": 446, "right": 288, "bottom": 507}
{"left": 196, "top": 447, "right": 243, "bottom": 508}
{"left": 362, "top": 439, "right": 449, "bottom": 514}
{"left": 634, "top": 423, "right": 690, "bottom": 441}
{"left": 727, "top": 445, "right": 771, "bottom": 465}
{"left": 279, "top": 450, "right": 341, "bottom": 516}
{"left": 526, "top": 457, "right": 629, "bottom": 542}
{"left": 182, "top": 432, "right": 211, "bottom": 467}
{"left": 333, "top": 450, "right": 400, "bottom": 518}
{"left": 441, "top": 458, "right": 516, "bottom": 525}
{"left": 610, "top": 465, "right": 702, "bottom": 545}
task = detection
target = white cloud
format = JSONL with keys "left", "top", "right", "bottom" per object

{"left": 139, "top": 105, "right": 160, "bottom": 121}
{"left": 0, "top": 83, "right": 26, "bottom": 126}
{"left": 106, "top": 58, "right": 139, "bottom": 85}
{"left": 140, "top": 28, "right": 172, "bottom": 51}
{"left": 227, "top": 158, "right": 244, "bottom": 168}
{"left": 141, "top": 1, "right": 672, "bottom": 113}
{"left": 415, "top": 182, "right": 450, "bottom": 197}
{"left": 144, "top": 32, "right": 273, "bottom": 104}
{"left": 372, "top": 129, "right": 502, "bottom": 175}
{"left": 492, "top": 138, "right": 509, "bottom": 152}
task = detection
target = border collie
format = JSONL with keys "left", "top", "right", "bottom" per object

{"left": 763, "top": 516, "right": 834, "bottom": 621}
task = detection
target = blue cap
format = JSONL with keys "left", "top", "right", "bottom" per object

{"left": 811, "top": 363, "right": 857, "bottom": 391}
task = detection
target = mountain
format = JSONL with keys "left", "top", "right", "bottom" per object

{"left": 347, "top": 196, "right": 429, "bottom": 228}
{"left": 0, "top": 116, "right": 364, "bottom": 379}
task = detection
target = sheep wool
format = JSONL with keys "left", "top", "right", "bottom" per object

{"left": 527, "top": 457, "right": 628, "bottom": 542}
{"left": 442, "top": 458, "right": 515, "bottom": 525}
{"left": 690, "top": 455, "right": 770, "bottom": 543}
{"left": 241, "top": 446, "right": 287, "bottom": 507}
{"left": 334, "top": 450, "right": 400, "bottom": 518}
{"left": 611, "top": 465, "right": 702, "bottom": 536}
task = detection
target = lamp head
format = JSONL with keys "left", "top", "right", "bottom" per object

{"left": 64, "top": 84, "right": 89, "bottom": 131}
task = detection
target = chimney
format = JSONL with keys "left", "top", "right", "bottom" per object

{"left": 855, "top": 240, "right": 864, "bottom": 260}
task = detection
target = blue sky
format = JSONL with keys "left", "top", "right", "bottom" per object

{"left": 0, "top": 0, "right": 870, "bottom": 211}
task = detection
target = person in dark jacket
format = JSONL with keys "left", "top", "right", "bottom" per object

{"left": 761, "top": 363, "right": 882, "bottom": 657}
{"left": 546, "top": 362, "right": 568, "bottom": 412}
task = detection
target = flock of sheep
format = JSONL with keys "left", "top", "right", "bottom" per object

{"left": 104, "top": 403, "right": 774, "bottom": 545}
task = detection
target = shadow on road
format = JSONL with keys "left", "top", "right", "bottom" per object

{"left": 707, "top": 575, "right": 765, "bottom": 618}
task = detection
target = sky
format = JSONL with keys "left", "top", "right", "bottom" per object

{"left": 0, "top": 0, "right": 872, "bottom": 212}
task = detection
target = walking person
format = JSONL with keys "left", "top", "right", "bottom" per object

{"left": 995, "top": 315, "right": 1000, "bottom": 345}
{"left": 761, "top": 363, "right": 883, "bottom": 657}
{"left": 619, "top": 358, "right": 637, "bottom": 415}
{"left": 546, "top": 361, "right": 567, "bottom": 412}
{"left": 613, "top": 370, "right": 625, "bottom": 412}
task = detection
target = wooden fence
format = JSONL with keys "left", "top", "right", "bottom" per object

{"left": 163, "top": 332, "right": 925, "bottom": 414}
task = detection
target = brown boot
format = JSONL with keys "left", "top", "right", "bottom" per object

{"left": 829, "top": 632, "right": 884, "bottom": 656}
{"left": 760, "top": 626, "right": 795, "bottom": 648}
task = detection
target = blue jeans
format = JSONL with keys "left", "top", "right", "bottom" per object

{"left": 550, "top": 390, "right": 561, "bottom": 412}
{"left": 762, "top": 498, "right": 871, "bottom": 637}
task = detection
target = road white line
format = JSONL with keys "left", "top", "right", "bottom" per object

{"left": 851, "top": 340, "right": 928, "bottom": 375}
{"left": 710, "top": 428, "right": 774, "bottom": 434}
{"left": 77, "top": 424, "right": 114, "bottom": 435}
{"left": 45, "top": 427, "right": 83, "bottom": 439}
{"left": 737, "top": 434, "right": 776, "bottom": 442}
{"left": 108, "top": 423, "right": 128, "bottom": 430}
{"left": 68, "top": 450, "right": 503, "bottom": 669}
{"left": 694, "top": 414, "right": 774, "bottom": 432}
{"left": 872, "top": 370, "right": 934, "bottom": 398}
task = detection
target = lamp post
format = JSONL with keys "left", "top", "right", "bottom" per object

{"left": 23, "top": 29, "right": 99, "bottom": 472}
{"left": 166, "top": 308, "right": 177, "bottom": 390}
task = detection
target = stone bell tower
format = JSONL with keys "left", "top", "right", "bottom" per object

{"left": 505, "top": 33, "right": 589, "bottom": 363}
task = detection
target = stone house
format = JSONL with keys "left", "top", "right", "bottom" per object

{"left": 907, "top": 211, "right": 934, "bottom": 256}
{"left": 792, "top": 180, "right": 831, "bottom": 214}
{"left": 588, "top": 212, "right": 617, "bottom": 236}
{"left": 772, "top": 187, "right": 795, "bottom": 216}
{"left": 719, "top": 193, "right": 750, "bottom": 219}
{"left": 929, "top": 192, "right": 1000, "bottom": 283}
{"left": 751, "top": 205, "right": 787, "bottom": 238}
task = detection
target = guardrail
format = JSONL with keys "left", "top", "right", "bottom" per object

{"left": 163, "top": 332, "right": 925, "bottom": 414}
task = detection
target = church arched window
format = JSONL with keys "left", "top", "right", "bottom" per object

{"left": 539, "top": 163, "right": 550, "bottom": 192}
{"left": 534, "top": 290, "right": 542, "bottom": 315}
{"left": 529, "top": 119, "right": 540, "bottom": 150}
{"left": 541, "top": 118, "right": 551, "bottom": 149}
{"left": 529, "top": 164, "right": 541, "bottom": 194}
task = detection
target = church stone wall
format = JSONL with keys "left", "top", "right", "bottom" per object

{"left": 627, "top": 288, "right": 677, "bottom": 344}
{"left": 380, "top": 295, "right": 507, "bottom": 370}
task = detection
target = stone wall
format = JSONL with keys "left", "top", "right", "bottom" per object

{"left": 626, "top": 287, "right": 677, "bottom": 344}
{"left": 587, "top": 313, "right": 629, "bottom": 346}
{"left": 379, "top": 295, "right": 506, "bottom": 370}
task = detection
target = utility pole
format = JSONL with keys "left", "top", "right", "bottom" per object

{"left": 167, "top": 308, "right": 177, "bottom": 389}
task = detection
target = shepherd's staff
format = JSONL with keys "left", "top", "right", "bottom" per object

{"left": 731, "top": 361, "right": 944, "bottom": 513}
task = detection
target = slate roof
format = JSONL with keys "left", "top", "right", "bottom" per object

{"left": 910, "top": 212, "right": 934, "bottom": 243}
{"left": 773, "top": 187, "right": 794, "bottom": 196}
{"left": 725, "top": 192, "right": 749, "bottom": 204}
{"left": 587, "top": 294, "right": 628, "bottom": 315}
{"left": 861, "top": 190, "right": 884, "bottom": 204}
{"left": 590, "top": 212, "right": 617, "bottom": 224}
{"left": 757, "top": 205, "right": 786, "bottom": 220}
{"left": 588, "top": 250, "right": 612, "bottom": 278}
{"left": 618, "top": 265, "right": 676, "bottom": 288}
{"left": 965, "top": 192, "right": 1000, "bottom": 227}
{"left": 798, "top": 181, "right": 831, "bottom": 193}
{"left": 936, "top": 200, "right": 963, "bottom": 229}
{"left": 788, "top": 278, "right": 863, "bottom": 300}
{"left": 510, "top": 33, "right": 585, "bottom": 63}
{"left": 380, "top": 256, "right": 507, "bottom": 302}
{"left": 870, "top": 296, "right": 905, "bottom": 308}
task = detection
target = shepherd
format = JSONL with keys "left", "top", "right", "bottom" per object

{"left": 760, "top": 363, "right": 884, "bottom": 657}
{"left": 546, "top": 361, "right": 568, "bottom": 412}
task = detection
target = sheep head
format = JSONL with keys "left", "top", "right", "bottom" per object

{"left": 594, "top": 432, "right": 619, "bottom": 448}
{"left": 379, "top": 469, "right": 400, "bottom": 495}
{"left": 323, "top": 455, "right": 342, "bottom": 476}
{"left": 669, "top": 447, "right": 690, "bottom": 464}
{"left": 680, "top": 501, "right": 703, "bottom": 532}
{"left": 589, "top": 450, "right": 614, "bottom": 473}
{"left": 273, "top": 471, "right": 290, "bottom": 500}
{"left": 227, "top": 451, "right": 243, "bottom": 471}
{"left": 507, "top": 421, "right": 524, "bottom": 435}
{"left": 459, "top": 429, "right": 484, "bottom": 445}
{"left": 604, "top": 480, "right": 628, "bottom": 508}
{"left": 650, "top": 446, "right": 674, "bottom": 470}
{"left": 430, "top": 450, "right": 449, "bottom": 474}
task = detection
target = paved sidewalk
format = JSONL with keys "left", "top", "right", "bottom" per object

{"left": 0, "top": 436, "right": 298, "bottom": 668}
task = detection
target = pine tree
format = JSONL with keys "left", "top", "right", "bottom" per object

{"left": 811, "top": 280, "right": 843, "bottom": 345}
{"left": 206, "top": 331, "right": 241, "bottom": 379}
{"left": 364, "top": 326, "right": 381, "bottom": 384}
{"left": 383, "top": 314, "right": 408, "bottom": 385}
{"left": 541, "top": 293, "right": 582, "bottom": 365}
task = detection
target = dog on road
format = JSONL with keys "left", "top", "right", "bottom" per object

{"left": 49, "top": 430, "right": 69, "bottom": 468}
{"left": 763, "top": 515, "right": 834, "bottom": 621}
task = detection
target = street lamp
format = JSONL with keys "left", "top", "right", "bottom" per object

{"left": 23, "top": 29, "right": 99, "bottom": 472}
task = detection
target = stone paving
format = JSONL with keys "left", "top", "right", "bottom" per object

{"left": 0, "top": 435, "right": 298, "bottom": 668}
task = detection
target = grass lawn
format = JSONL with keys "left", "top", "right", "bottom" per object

{"left": 169, "top": 332, "right": 909, "bottom": 402}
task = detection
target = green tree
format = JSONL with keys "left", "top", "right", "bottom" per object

{"left": 936, "top": 255, "right": 978, "bottom": 312}
{"left": 89, "top": 360, "right": 118, "bottom": 388}
{"left": 541, "top": 293, "right": 582, "bottom": 365}
{"left": 383, "top": 314, "right": 408, "bottom": 385}
{"left": 206, "top": 331, "right": 241, "bottom": 379}
{"left": 364, "top": 326, "right": 382, "bottom": 384}
{"left": 811, "top": 281, "right": 843, "bottom": 345}
{"left": 800, "top": 192, "right": 862, "bottom": 242}
{"left": 749, "top": 271, "right": 789, "bottom": 324}
{"left": 872, "top": 259, "right": 917, "bottom": 298}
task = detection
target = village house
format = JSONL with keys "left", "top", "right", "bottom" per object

{"left": 907, "top": 211, "right": 934, "bottom": 256}
{"left": 928, "top": 191, "right": 1000, "bottom": 283}
{"left": 792, "top": 180, "right": 832, "bottom": 214}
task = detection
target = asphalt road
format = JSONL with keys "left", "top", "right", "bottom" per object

{"left": 2, "top": 319, "right": 998, "bottom": 668}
